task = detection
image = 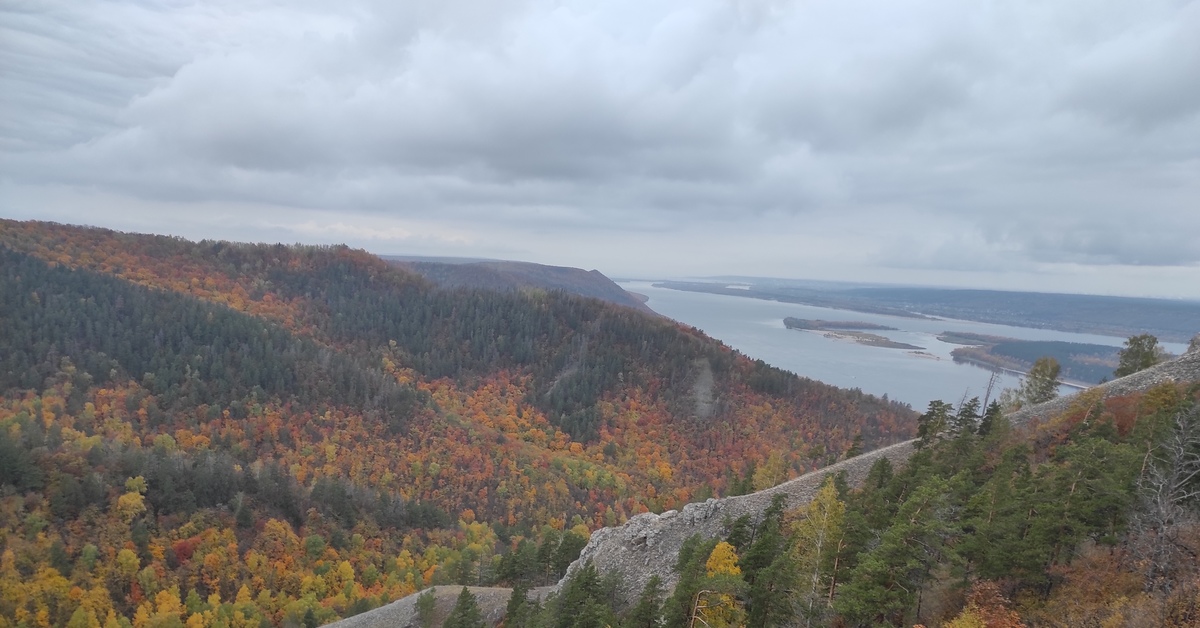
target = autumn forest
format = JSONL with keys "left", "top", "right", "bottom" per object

{"left": 0, "top": 220, "right": 914, "bottom": 627}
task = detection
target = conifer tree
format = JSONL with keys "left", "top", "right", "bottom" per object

{"left": 835, "top": 480, "right": 951, "bottom": 626}
{"left": 623, "top": 575, "right": 664, "bottom": 628}
{"left": 505, "top": 581, "right": 531, "bottom": 628}
{"left": 445, "top": 587, "right": 484, "bottom": 628}
{"left": 415, "top": 588, "right": 437, "bottom": 628}
{"left": 1019, "top": 357, "right": 1060, "bottom": 406}
{"left": 1114, "top": 333, "right": 1162, "bottom": 377}
{"left": 663, "top": 536, "right": 719, "bottom": 628}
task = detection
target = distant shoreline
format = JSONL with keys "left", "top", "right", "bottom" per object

{"left": 649, "top": 280, "right": 1198, "bottom": 344}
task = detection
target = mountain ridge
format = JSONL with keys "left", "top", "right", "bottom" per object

{"left": 390, "top": 258, "right": 656, "bottom": 315}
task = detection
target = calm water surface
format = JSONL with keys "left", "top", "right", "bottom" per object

{"left": 622, "top": 281, "right": 1187, "bottom": 410}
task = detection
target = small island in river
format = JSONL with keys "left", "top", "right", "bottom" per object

{"left": 784, "top": 317, "right": 924, "bottom": 350}
{"left": 783, "top": 317, "right": 898, "bottom": 331}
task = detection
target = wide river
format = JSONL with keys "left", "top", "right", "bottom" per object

{"left": 620, "top": 281, "right": 1188, "bottom": 410}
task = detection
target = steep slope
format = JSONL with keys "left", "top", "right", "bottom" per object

{"left": 559, "top": 344, "right": 1200, "bottom": 605}
{"left": 331, "top": 345, "right": 1200, "bottom": 626}
{"left": 0, "top": 219, "right": 915, "bottom": 627}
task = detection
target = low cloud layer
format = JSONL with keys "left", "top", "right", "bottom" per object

{"left": 2, "top": 0, "right": 1198, "bottom": 297}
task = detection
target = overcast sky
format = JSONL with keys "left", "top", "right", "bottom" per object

{"left": 2, "top": 0, "right": 1199, "bottom": 298}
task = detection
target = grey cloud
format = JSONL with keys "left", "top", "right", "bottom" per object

{"left": 1062, "top": 2, "right": 1200, "bottom": 128}
{"left": 3, "top": 0, "right": 1200, "bottom": 289}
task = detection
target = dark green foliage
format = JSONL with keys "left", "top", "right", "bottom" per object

{"left": 728, "top": 461, "right": 756, "bottom": 497}
{"left": 552, "top": 530, "right": 589, "bottom": 578}
{"left": 741, "top": 500, "right": 799, "bottom": 628}
{"left": 505, "top": 581, "right": 532, "bottom": 628}
{"left": 1020, "top": 356, "right": 1061, "bottom": 405}
{"left": 623, "top": 575, "right": 664, "bottom": 628}
{"left": 445, "top": 587, "right": 485, "bottom": 628}
{"left": 663, "top": 536, "right": 719, "bottom": 628}
{"left": 845, "top": 432, "right": 864, "bottom": 459}
{"left": 1115, "top": 333, "right": 1162, "bottom": 377}
{"left": 415, "top": 588, "right": 436, "bottom": 628}
{"left": 745, "top": 359, "right": 796, "bottom": 396}
{"left": 549, "top": 563, "right": 616, "bottom": 628}
{"left": 0, "top": 246, "right": 423, "bottom": 430}
{"left": 835, "top": 479, "right": 952, "bottom": 626}
{"left": 724, "top": 515, "right": 754, "bottom": 553}
{"left": 977, "top": 400, "right": 1004, "bottom": 436}
{"left": 916, "top": 400, "right": 953, "bottom": 448}
{"left": 0, "top": 427, "right": 45, "bottom": 491}
{"left": 498, "top": 539, "right": 540, "bottom": 586}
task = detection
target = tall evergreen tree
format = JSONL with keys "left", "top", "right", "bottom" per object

{"left": 623, "top": 575, "right": 664, "bottom": 628}
{"left": 445, "top": 587, "right": 485, "bottom": 628}
{"left": 835, "top": 479, "right": 952, "bottom": 626}
{"left": 1019, "top": 357, "right": 1061, "bottom": 406}
{"left": 505, "top": 581, "right": 531, "bottom": 628}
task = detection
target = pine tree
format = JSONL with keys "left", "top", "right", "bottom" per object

{"left": 415, "top": 588, "right": 437, "bottom": 628}
{"left": 917, "top": 400, "right": 954, "bottom": 448}
{"left": 623, "top": 575, "right": 664, "bottom": 628}
{"left": 1019, "top": 357, "right": 1061, "bottom": 406}
{"left": 505, "top": 581, "right": 531, "bottom": 628}
{"left": 835, "top": 479, "right": 951, "bottom": 626}
{"left": 552, "top": 562, "right": 615, "bottom": 628}
{"left": 1114, "top": 334, "right": 1162, "bottom": 377}
{"left": 741, "top": 495, "right": 795, "bottom": 626}
{"left": 663, "top": 537, "right": 719, "bottom": 628}
{"left": 445, "top": 587, "right": 484, "bottom": 628}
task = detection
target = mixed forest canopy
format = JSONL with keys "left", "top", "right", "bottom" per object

{"left": 506, "top": 377, "right": 1200, "bottom": 628}
{"left": 0, "top": 220, "right": 915, "bottom": 627}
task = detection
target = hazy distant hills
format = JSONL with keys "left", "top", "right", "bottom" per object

{"left": 388, "top": 257, "right": 656, "bottom": 315}
{"left": 658, "top": 280, "right": 1200, "bottom": 343}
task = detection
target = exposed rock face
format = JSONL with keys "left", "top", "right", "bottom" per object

{"left": 558, "top": 439, "right": 917, "bottom": 606}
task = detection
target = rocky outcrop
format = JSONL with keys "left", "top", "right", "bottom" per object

{"left": 558, "top": 439, "right": 917, "bottom": 606}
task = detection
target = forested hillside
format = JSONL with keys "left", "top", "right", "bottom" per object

{"left": 388, "top": 258, "right": 655, "bottom": 315}
{"left": 0, "top": 220, "right": 914, "bottom": 627}
{"left": 490, "top": 371, "right": 1200, "bottom": 628}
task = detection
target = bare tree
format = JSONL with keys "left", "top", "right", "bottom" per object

{"left": 1132, "top": 406, "right": 1200, "bottom": 593}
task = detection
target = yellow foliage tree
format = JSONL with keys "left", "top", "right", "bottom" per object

{"left": 699, "top": 542, "right": 746, "bottom": 628}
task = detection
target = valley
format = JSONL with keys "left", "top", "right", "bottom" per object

{"left": 3, "top": 220, "right": 1199, "bottom": 628}
{"left": 0, "top": 220, "right": 912, "bottom": 628}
